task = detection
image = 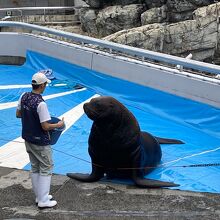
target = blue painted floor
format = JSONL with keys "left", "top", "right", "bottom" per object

{"left": 0, "top": 50, "right": 220, "bottom": 193}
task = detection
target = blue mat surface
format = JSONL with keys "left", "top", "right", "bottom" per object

{"left": 0, "top": 50, "right": 220, "bottom": 193}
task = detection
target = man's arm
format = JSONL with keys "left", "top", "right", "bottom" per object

{"left": 16, "top": 93, "right": 24, "bottom": 118}
{"left": 38, "top": 102, "right": 65, "bottom": 131}
{"left": 41, "top": 117, "right": 65, "bottom": 131}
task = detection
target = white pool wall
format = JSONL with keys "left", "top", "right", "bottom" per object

{"left": 0, "top": 30, "right": 220, "bottom": 108}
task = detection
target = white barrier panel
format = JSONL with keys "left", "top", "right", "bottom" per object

{"left": 0, "top": 32, "right": 220, "bottom": 108}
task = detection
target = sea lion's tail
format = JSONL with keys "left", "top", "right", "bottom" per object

{"left": 155, "top": 136, "right": 184, "bottom": 144}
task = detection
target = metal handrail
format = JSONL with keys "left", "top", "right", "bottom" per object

{"left": 0, "top": 6, "right": 76, "bottom": 17}
{"left": 0, "top": 21, "right": 220, "bottom": 75}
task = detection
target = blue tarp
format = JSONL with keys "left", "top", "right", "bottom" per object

{"left": 0, "top": 50, "right": 220, "bottom": 193}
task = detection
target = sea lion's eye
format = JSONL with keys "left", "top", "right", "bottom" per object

{"left": 94, "top": 102, "right": 102, "bottom": 109}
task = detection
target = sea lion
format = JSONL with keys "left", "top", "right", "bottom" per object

{"left": 67, "top": 96, "right": 184, "bottom": 188}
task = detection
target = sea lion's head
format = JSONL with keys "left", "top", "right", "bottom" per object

{"left": 83, "top": 96, "right": 122, "bottom": 122}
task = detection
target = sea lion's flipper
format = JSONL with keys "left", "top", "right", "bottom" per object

{"left": 133, "top": 177, "right": 179, "bottom": 188}
{"left": 154, "top": 136, "right": 184, "bottom": 144}
{"left": 67, "top": 165, "right": 104, "bottom": 182}
{"left": 131, "top": 155, "right": 179, "bottom": 188}
{"left": 67, "top": 173, "right": 94, "bottom": 182}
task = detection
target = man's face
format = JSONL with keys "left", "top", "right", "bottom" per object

{"left": 40, "top": 82, "right": 47, "bottom": 93}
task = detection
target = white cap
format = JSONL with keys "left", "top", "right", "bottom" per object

{"left": 32, "top": 72, "right": 51, "bottom": 85}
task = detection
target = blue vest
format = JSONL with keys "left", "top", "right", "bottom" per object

{"left": 21, "top": 92, "right": 50, "bottom": 146}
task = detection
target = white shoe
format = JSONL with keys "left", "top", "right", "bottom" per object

{"left": 37, "top": 175, "right": 57, "bottom": 208}
{"left": 38, "top": 199, "right": 57, "bottom": 208}
{"left": 31, "top": 173, "right": 54, "bottom": 204}
{"left": 35, "top": 194, "right": 53, "bottom": 204}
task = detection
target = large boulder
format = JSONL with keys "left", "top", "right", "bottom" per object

{"left": 166, "top": 0, "right": 215, "bottom": 22}
{"left": 193, "top": 2, "right": 220, "bottom": 63}
{"left": 104, "top": 23, "right": 166, "bottom": 52}
{"left": 79, "top": 8, "right": 99, "bottom": 36}
{"left": 104, "top": 2, "right": 220, "bottom": 62}
{"left": 163, "top": 19, "right": 216, "bottom": 60}
{"left": 141, "top": 5, "right": 168, "bottom": 25}
{"left": 80, "top": 4, "right": 146, "bottom": 37}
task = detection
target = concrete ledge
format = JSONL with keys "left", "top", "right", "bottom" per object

{"left": 0, "top": 166, "right": 219, "bottom": 219}
{"left": 3, "top": 14, "right": 80, "bottom": 26}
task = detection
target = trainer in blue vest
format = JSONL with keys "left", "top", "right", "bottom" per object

{"left": 16, "top": 71, "right": 65, "bottom": 209}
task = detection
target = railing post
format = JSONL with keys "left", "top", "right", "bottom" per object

{"left": 44, "top": 8, "right": 46, "bottom": 23}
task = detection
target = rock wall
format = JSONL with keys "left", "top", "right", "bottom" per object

{"left": 79, "top": 0, "right": 220, "bottom": 63}
{"left": 104, "top": 3, "right": 220, "bottom": 62}
{"left": 80, "top": 4, "right": 146, "bottom": 37}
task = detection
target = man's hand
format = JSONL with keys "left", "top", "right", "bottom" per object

{"left": 57, "top": 117, "right": 65, "bottom": 128}
{"left": 16, "top": 109, "right": 22, "bottom": 118}
{"left": 41, "top": 117, "right": 65, "bottom": 131}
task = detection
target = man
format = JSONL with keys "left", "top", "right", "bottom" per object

{"left": 16, "top": 71, "right": 64, "bottom": 208}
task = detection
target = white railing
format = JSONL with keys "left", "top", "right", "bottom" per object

{"left": 0, "top": 6, "right": 76, "bottom": 17}
{"left": 0, "top": 21, "right": 220, "bottom": 75}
